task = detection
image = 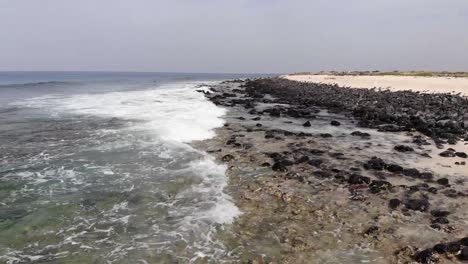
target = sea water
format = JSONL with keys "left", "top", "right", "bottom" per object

{"left": 0, "top": 72, "right": 266, "bottom": 263}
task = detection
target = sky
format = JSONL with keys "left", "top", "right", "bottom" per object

{"left": 1, "top": 0, "right": 468, "bottom": 73}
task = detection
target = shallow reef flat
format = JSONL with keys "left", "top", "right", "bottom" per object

{"left": 192, "top": 78, "right": 468, "bottom": 263}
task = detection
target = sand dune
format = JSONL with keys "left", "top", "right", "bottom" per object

{"left": 284, "top": 74, "right": 468, "bottom": 96}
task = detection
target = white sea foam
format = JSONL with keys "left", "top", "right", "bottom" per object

{"left": 13, "top": 82, "right": 226, "bottom": 142}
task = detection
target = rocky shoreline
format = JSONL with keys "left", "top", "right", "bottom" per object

{"left": 192, "top": 78, "right": 468, "bottom": 263}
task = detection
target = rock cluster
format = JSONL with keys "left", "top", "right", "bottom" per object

{"left": 244, "top": 78, "right": 468, "bottom": 143}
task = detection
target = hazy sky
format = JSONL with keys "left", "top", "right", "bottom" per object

{"left": 1, "top": 0, "right": 468, "bottom": 73}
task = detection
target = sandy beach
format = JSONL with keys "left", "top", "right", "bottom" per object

{"left": 284, "top": 74, "right": 468, "bottom": 96}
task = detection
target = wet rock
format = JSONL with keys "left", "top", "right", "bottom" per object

{"left": 414, "top": 249, "right": 436, "bottom": 263}
{"left": 405, "top": 199, "right": 430, "bottom": 212}
{"left": 295, "top": 156, "right": 309, "bottom": 164}
{"left": 252, "top": 117, "right": 261, "bottom": 121}
{"left": 272, "top": 162, "right": 288, "bottom": 172}
{"left": 364, "top": 157, "right": 386, "bottom": 170}
{"left": 436, "top": 178, "right": 449, "bottom": 186}
{"left": 455, "top": 152, "right": 468, "bottom": 158}
{"left": 433, "top": 243, "right": 448, "bottom": 254}
{"left": 446, "top": 241, "right": 461, "bottom": 254}
{"left": 351, "top": 131, "right": 371, "bottom": 138}
{"left": 226, "top": 139, "right": 236, "bottom": 145}
{"left": 261, "top": 162, "right": 271, "bottom": 167}
{"left": 386, "top": 164, "right": 404, "bottom": 173}
{"left": 432, "top": 217, "right": 449, "bottom": 224}
{"left": 302, "top": 121, "right": 311, "bottom": 127}
{"left": 221, "top": 154, "right": 235, "bottom": 162}
{"left": 255, "top": 123, "right": 263, "bottom": 127}
{"left": 307, "top": 159, "right": 323, "bottom": 167}
{"left": 394, "top": 145, "right": 414, "bottom": 152}
{"left": 461, "top": 237, "right": 468, "bottom": 246}
{"left": 419, "top": 172, "right": 433, "bottom": 180}
{"left": 402, "top": 168, "right": 420, "bottom": 178}
{"left": 330, "top": 120, "right": 341, "bottom": 126}
{"left": 320, "top": 133, "right": 333, "bottom": 138}
{"left": 389, "top": 198, "right": 401, "bottom": 209}
{"left": 439, "top": 150, "right": 456, "bottom": 157}
{"left": 413, "top": 136, "right": 430, "bottom": 145}
{"left": 267, "top": 108, "right": 281, "bottom": 117}
{"left": 431, "top": 209, "right": 450, "bottom": 217}
{"left": 369, "top": 180, "right": 392, "bottom": 193}
{"left": 428, "top": 187, "right": 438, "bottom": 194}
{"left": 348, "top": 174, "right": 370, "bottom": 185}
{"left": 460, "top": 247, "right": 468, "bottom": 261}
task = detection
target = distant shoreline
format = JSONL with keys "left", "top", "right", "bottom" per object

{"left": 284, "top": 73, "right": 468, "bottom": 96}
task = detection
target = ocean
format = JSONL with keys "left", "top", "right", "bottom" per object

{"left": 0, "top": 72, "right": 269, "bottom": 263}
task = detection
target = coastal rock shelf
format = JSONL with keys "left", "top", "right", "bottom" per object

{"left": 193, "top": 78, "right": 468, "bottom": 263}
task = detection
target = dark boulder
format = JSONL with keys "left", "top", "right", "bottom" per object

{"left": 330, "top": 120, "right": 341, "bottom": 126}
{"left": 386, "top": 164, "right": 404, "bottom": 173}
{"left": 461, "top": 237, "right": 468, "bottom": 246}
{"left": 348, "top": 174, "right": 370, "bottom": 185}
{"left": 402, "top": 168, "right": 420, "bottom": 178}
{"left": 414, "top": 249, "right": 436, "bottom": 263}
{"left": 431, "top": 217, "right": 449, "bottom": 224}
{"left": 394, "top": 145, "right": 414, "bottom": 152}
{"left": 364, "top": 157, "right": 386, "bottom": 170}
{"left": 430, "top": 209, "right": 450, "bottom": 217}
{"left": 303, "top": 121, "right": 312, "bottom": 127}
{"left": 389, "top": 198, "right": 401, "bottom": 209}
{"left": 433, "top": 243, "right": 448, "bottom": 254}
{"left": 308, "top": 159, "right": 323, "bottom": 167}
{"left": 436, "top": 178, "right": 449, "bottom": 185}
{"left": 351, "top": 131, "right": 371, "bottom": 138}
{"left": 455, "top": 152, "right": 467, "bottom": 158}
{"left": 460, "top": 247, "right": 468, "bottom": 261}
{"left": 295, "top": 156, "right": 309, "bottom": 164}
{"left": 439, "top": 150, "right": 456, "bottom": 157}
{"left": 272, "top": 162, "right": 288, "bottom": 172}
{"left": 405, "top": 199, "right": 430, "bottom": 212}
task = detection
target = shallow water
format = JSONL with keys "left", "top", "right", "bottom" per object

{"left": 0, "top": 72, "right": 272, "bottom": 263}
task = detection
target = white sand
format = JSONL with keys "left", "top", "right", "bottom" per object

{"left": 283, "top": 74, "right": 468, "bottom": 96}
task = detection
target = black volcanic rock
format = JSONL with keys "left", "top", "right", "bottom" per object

{"left": 348, "top": 174, "right": 370, "bottom": 185}
{"left": 405, "top": 199, "right": 430, "bottom": 212}
{"left": 330, "top": 120, "right": 341, "bottom": 126}
{"left": 389, "top": 198, "right": 401, "bottom": 209}
{"left": 244, "top": 78, "right": 468, "bottom": 143}
{"left": 394, "top": 145, "right": 414, "bottom": 152}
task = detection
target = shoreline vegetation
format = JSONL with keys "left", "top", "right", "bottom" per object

{"left": 193, "top": 76, "right": 468, "bottom": 263}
